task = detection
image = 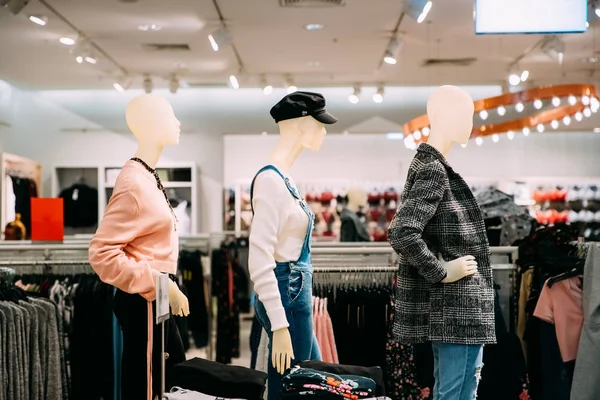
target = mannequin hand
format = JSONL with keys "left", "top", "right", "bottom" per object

{"left": 441, "top": 255, "right": 477, "bottom": 283}
{"left": 167, "top": 280, "right": 190, "bottom": 317}
{"left": 271, "top": 328, "right": 294, "bottom": 374}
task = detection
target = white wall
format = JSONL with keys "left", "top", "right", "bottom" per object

{"left": 224, "top": 132, "right": 600, "bottom": 186}
{"left": 0, "top": 82, "right": 223, "bottom": 232}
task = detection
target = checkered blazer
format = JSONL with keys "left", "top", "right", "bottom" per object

{"left": 388, "top": 143, "right": 496, "bottom": 345}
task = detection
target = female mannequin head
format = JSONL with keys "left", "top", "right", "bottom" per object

{"left": 278, "top": 116, "right": 327, "bottom": 152}
{"left": 126, "top": 94, "right": 181, "bottom": 146}
{"left": 427, "top": 85, "right": 474, "bottom": 146}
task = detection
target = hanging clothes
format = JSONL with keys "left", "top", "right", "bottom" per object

{"left": 179, "top": 250, "right": 209, "bottom": 348}
{"left": 312, "top": 297, "right": 339, "bottom": 364}
{"left": 211, "top": 244, "right": 241, "bottom": 364}
{"left": 59, "top": 183, "right": 99, "bottom": 228}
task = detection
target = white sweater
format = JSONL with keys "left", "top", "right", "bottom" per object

{"left": 248, "top": 169, "right": 309, "bottom": 331}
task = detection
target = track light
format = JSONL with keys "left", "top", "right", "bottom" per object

{"left": 143, "top": 75, "right": 153, "bottom": 93}
{"left": 59, "top": 37, "right": 76, "bottom": 46}
{"left": 169, "top": 76, "right": 180, "bottom": 94}
{"left": 84, "top": 56, "right": 97, "bottom": 64}
{"left": 383, "top": 37, "right": 403, "bottom": 65}
{"left": 229, "top": 75, "right": 239, "bottom": 89}
{"left": 541, "top": 35, "right": 565, "bottom": 64}
{"left": 208, "top": 26, "right": 230, "bottom": 52}
{"left": 348, "top": 87, "right": 361, "bottom": 104}
{"left": 405, "top": 0, "right": 433, "bottom": 23}
{"left": 260, "top": 76, "right": 273, "bottom": 95}
{"left": 508, "top": 68, "right": 529, "bottom": 86}
{"left": 28, "top": 15, "right": 47, "bottom": 26}
{"left": 373, "top": 86, "right": 384, "bottom": 103}
{"left": 75, "top": 56, "right": 83, "bottom": 64}
{"left": 113, "top": 76, "right": 132, "bottom": 92}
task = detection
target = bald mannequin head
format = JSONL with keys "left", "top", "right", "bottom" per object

{"left": 126, "top": 94, "right": 181, "bottom": 146}
{"left": 427, "top": 85, "right": 474, "bottom": 145}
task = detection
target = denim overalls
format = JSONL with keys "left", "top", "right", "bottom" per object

{"left": 250, "top": 165, "right": 322, "bottom": 400}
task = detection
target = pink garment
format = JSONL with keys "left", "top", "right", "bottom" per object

{"left": 533, "top": 276, "right": 584, "bottom": 362}
{"left": 89, "top": 160, "right": 179, "bottom": 302}
{"left": 313, "top": 297, "right": 339, "bottom": 363}
{"left": 89, "top": 159, "right": 179, "bottom": 400}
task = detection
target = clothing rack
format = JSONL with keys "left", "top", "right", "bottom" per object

{"left": 313, "top": 265, "right": 399, "bottom": 273}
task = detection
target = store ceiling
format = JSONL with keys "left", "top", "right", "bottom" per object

{"left": 1, "top": 0, "right": 599, "bottom": 91}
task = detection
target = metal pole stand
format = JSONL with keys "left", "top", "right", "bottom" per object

{"left": 155, "top": 274, "right": 171, "bottom": 400}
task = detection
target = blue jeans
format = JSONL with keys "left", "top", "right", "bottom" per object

{"left": 432, "top": 342, "right": 484, "bottom": 400}
{"left": 254, "top": 261, "right": 321, "bottom": 400}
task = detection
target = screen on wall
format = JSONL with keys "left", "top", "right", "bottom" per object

{"left": 475, "top": 0, "right": 588, "bottom": 34}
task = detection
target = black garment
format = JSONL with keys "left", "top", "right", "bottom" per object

{"left": 339, "top": 208, "right": 371, "bottom": 242}
{"left": 212, "top": 247, "right": 241, "bottom": 364}
{"left": 171, "top": 357, "right": 267, "bottom": 400}
{"left": 70, "top": 277, "right": 115, "bottom": 400}
{"left": 178, "top": 250, "right": 209, "bottom": 348}
{"left": 282, "top": 366, "right": 376, "bottom": 399}
{"left": 113, "top": 289, "right": 186, "bottom": 400}
{"left": 59, "top": 183, "right": 99, "bottom": 228}
{"left": 297, "top": 361, "right": 385, "bottom": 397}
{"left": 10, "top": 176, "right": 37, "bottom": 239}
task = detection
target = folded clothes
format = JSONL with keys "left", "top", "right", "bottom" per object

{"left": 171, "top": 358, "right": 267, "bottom": 400}
{"left": 282, "top": 366, "right": 377, "bottom": 399}
{"left": 297, "top": 360, "right": 386, "bottom": 396}
{"left": 164, "top": 387, "right": 246, "bottom": 400}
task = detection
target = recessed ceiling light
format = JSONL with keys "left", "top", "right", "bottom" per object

{"left": 582, "top": 56, "right": 599, "bottom": 63}
{"left": 304, "top": 23, "right": 324, "bottom": 31}
{"left": 307, "top": 61, "right": 321, "bottom": 67}
{"left": 59, "top": 37, "right": 76, "bottom": 46}
{"left": 138, "top": 24, "right": 162, "bottom": 32}
{"left": 29, "top": 15, "right": 47, "bottom": 26}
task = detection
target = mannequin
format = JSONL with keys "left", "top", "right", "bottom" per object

{"left": 388, "top": 86, "right": 495, "bottom": 400}
{"left": 249, "top": 92, "right": 337, "bottom": 400}
{"left": 89, "top": 94, "right": 189, "bottom": 400}
{"left": 339, "top": 187, "right": 370, "bottom": 242}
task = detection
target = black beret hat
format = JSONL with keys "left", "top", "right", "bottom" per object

{"left": 270, "top": 91, "right": 338, "bottom": 125}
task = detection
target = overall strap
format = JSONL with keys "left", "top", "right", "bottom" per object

{"left": 249, "top": 164, "right": 300, "bottom": 215}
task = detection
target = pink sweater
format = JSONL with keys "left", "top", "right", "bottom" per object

{"left": 89, "top": 160, "right": 179, "bottom": 301}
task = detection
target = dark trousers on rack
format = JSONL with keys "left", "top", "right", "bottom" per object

{"left": 113, "top": 289, "right": 186, "bottom": 400}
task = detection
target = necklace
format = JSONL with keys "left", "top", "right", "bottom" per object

{"left": 130, "top": 157, "right": 178, "bottom": 231}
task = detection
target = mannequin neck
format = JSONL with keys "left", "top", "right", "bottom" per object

{"left": 268, "top": 125, "right": 304, "bottom": 173}
{"left": 425, "top": 129, "right": 454, "bottom": 158}
{"left": 133, "top": 141, "right": 163, "bottom": 169}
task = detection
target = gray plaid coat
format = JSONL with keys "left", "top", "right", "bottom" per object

{"left": 388, "top": 143, "right": 496, "bottom": 345}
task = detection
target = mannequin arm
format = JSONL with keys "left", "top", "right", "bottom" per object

{"left": 89, "top": 187, "right": 160, "bottom": 301}
{"left": 388, "top": 161, "right": 447, "bottom": 283}
{"left": 249, "top": 172, "right": 289, "bottom": 331}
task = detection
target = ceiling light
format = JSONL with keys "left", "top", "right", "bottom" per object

{"left": 169, "top": 76, "right": 180, "bottom": 94}
{"left": 508, "top": 73, "right": 521, "bottom": 86}
{"left": 563, "top": 115, "right": 571, "bottom": 126}
{"left": 143, "top": 75, "right": 153, "bottom": 94}
{"left": 479, "top": 110, "right": 488, "bottom": 120}
{"left": 520, "top": 70, "right": 529, "bottom": 82}
{"left": 386, "top": 132, "right": 404, "bottom": 140}
{"left": 507, "top": 130, "right": 515, "bottom": 140}
{"left": 596, "top": 7, "right": 600, "bottom": 17}
{"left": 541, "top": 35, "right": 566, "bottom": 64}
{"left": 582, "top": 95, "right": 591, "bottom": 105}
{"left": 405, "top": 0, "right": 433, "bottom": 23}
{"left": 497, "top": 106, "right": 506, "bottom": 116}
{"left": 575, "top": 111, "right": 583, "bottom": 121}
{"left": 536, "top": 123, "right": 545, "bottom": 133}
{"left": 229, "top": 75, "right": 239, "bottom": 90}
{"left": 84, "top": 56, "right": 97, "bottom": 64}
{"left": 475, "top": 137, "right": 483, "bottom": 146}
{"left": 591, "top": 96, "right": 600, "bottom": 110}
{"left": 348, "top": 87, "right": 361, "bottom": 104}
{"left": 413, "top": 130, "right": 422, "bottom": 140}
{"left": 533, "top": 99, "right": 543, "bottom": 109}
{"left": 551, "top": 120, "right": 559, "bottom": 129}
{"left": 59, "top": 37, "right": 76, "bottom": 46}
{"left": 304, "top": 23, "right": 324, "bottom": 31}
{"left": 568, "top": 95, "right": 577, "bottom": 105}
{"left": 263, "top": 84, "right": 273, "bottom": 96}
{"left": 287, "top": 85, "right": 297, "bottom": 94}
{"left": 373, "top": 86, "right": 384, "bottom": 103}
{"left": 29, "top": 15, "right": 47, "bottom": 26}
{"left": 594, "top": 127, "right": 600, "bottom": 133}
{"left": 383, "top": 52, "right": 397, "bottom": 65}
{"left": 75, "top": 56, "right": 83, "bottom": 64}
{"left": 515, "top": 102, "right": 524, "bottom": 112}
{"left": 522, "top": 127, "right": 530, "bottom": 136}
{"left": 208, "top": 26, "right": 230, "bottom": 52}
{"left": 422, "top": 127, "right": 430, "bottom": 136}
{"left": 584, "top": 107, "right": 592, "bottom": 117}
{"left": 138, "top": 24, "right": 161, "bottom": 32}
{"left": 552, "top": 96, "right": 561, "bottom": 107}
{"left": 491, "top": 134, "right": 499, "bottom": 143}
{"left": 113, "top": 76, "right": 132, "bottom": 92}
